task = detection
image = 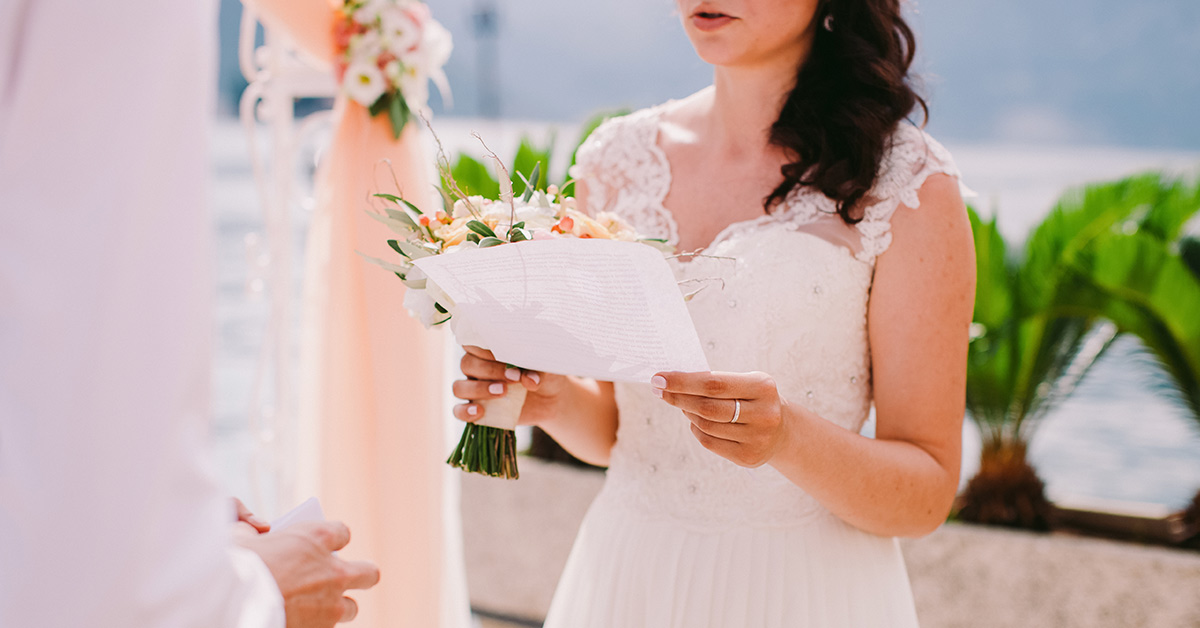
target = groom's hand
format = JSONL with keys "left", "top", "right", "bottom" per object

{"left": 232, "top": 497, "right": 272, "bottom": 533}
{"left": 239, "top": 521, "right": 381, "bottom": 627}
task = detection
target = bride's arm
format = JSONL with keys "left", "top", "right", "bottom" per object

{"left": 653, "top": 174, "right": 974, "bottom": 538}
{"left": 523, "top": 377, "right": 620, "bottom": 467}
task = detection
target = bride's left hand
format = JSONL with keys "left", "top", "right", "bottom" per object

{"left": 651, "top": 371, "right": 791, "bottom": 468}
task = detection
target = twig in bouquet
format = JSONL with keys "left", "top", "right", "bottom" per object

{"left": 559, "top": 178, "right": 576, "bottom": 198}
{"left": 471, "top": 132, "right": 517, "bottom": 224}
{"left": 418, "top": 111, "right": 481, "bottom": 220}
{"left": 677, "top": 276, "right": 727, "bottom": 302}
{"left": 668, "top": 249, "right": 738, "bottom": 262}
{"left": 368, "top": 159, "right": 406, "bottom": 206}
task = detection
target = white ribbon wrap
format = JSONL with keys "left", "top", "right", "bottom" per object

{"left": 475, "top": 384, "right": 526, "bottom": 430}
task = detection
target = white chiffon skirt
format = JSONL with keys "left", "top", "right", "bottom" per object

{"left": 544, "top": 492, "right": 920, "bottom": 628}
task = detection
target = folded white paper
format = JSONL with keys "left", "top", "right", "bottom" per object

{"left": 413, "top": 239, "right": 710, "bottom": 383}
{"left": 270, "top": 497, "right": 326, "bottom": 532}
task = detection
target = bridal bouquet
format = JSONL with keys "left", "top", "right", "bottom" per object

{"left": 363, "top": 161, "right": 670, "bottom": 479}
{"left": 334, "top": 0, "right": 452, "bottom": 139}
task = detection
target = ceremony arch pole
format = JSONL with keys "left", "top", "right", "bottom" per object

{"left": 234, "top": 3, "right": 469, "bottom": 626}
{"left": 237, "top": 5, "right": 334, "bottom": 511}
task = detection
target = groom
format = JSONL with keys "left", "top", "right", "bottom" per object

{"left": 1, "top": 1, "right": 376, "bottom": 626}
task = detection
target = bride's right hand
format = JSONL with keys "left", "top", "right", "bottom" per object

{"left": 452, "top": 345, "right": 567, "bottom": 425}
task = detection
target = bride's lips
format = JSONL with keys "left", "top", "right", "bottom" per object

{"left": 691, "top": 10, "right": 737, "bottom": 32}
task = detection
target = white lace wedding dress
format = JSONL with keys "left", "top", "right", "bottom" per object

{"left": 542, "top": 103, "right": 962, "bottom": 628}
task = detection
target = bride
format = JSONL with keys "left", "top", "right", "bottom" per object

{"left": 454, "top": 0, "right": 974, "bottom": 625}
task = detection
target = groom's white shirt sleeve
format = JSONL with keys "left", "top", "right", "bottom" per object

{"left": 0, "top": 1, "right": 285, "bottom": 626}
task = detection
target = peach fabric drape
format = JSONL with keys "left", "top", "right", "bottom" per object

{"left": 245, "top": 2, "right": 458, "bottom": 626}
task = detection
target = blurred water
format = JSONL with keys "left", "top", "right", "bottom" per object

{"left": 209, "top": 118, "right": 1200, "bottom": 511}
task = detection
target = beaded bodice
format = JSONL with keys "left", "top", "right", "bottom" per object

{"left": 570, "top": 104, "right": 960, "bottom": 529}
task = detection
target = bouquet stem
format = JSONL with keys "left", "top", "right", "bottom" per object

{"left": 446, "top": 423, "right": 519, "bottom": 479}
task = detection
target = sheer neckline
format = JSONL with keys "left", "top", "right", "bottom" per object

{"left": 640, "top": 105, "right": 864, "bottom": 265}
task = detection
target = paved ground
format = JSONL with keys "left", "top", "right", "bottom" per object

{"left": 476, "top": 617, "right": 532, "bottom": 628}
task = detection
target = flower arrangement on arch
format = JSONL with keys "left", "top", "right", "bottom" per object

{"left": 334, "top": 0, "right": 452, "bottom": 138}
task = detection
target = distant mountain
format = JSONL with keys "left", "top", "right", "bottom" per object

{"left": 218, "top": 0, "right": 1200, "bottom": 149}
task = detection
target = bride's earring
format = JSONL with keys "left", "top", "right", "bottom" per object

{"left": 823, "top": 14, "right": 835, "bottom": 31}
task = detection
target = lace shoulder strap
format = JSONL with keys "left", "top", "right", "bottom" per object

{"left": 568, "top": 106, "right": 678, "bottom": 243}
{"left": 853, "top": 124, "right": 964, "bottom": 264}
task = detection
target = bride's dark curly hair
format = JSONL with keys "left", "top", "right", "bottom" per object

{"left": 764, "top": 0, "right": 927, "bottom": 223}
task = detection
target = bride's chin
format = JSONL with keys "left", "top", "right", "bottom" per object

{"left": 683, "top": 37, "right": 744, "bottom": 67}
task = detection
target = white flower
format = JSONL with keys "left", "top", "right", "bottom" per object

{"left": 512, "top": 204, "right": 558, "bottom": 231}
{"left": 343, "top": 61, "right": 387, "bottom": 106}
{"left": 352, "top": 0, "right": 390, "bottom": 25}
{"left": 416, "top": 19, "right": 453, "bottom": 69}
{"left": 347, "top": 30, "right": 384, "bottom": 61}
{"left": 408, "top": 19, "right": 453, "bottom": 106}
{"left": 381, "top": 8, "right": 423, "bottom": 56}
{"left": 451, "top": 196, "right": 488, "bottom": 219}
{"left": 403, "top": 287, "right": 440, "bottom": 328}
{"left": 383, "top": 59, "right": 405, "bottom": 85}
{"left": 441, "top": 240, "right": 480, "bottom": 255}
{"left": 397, "top": 63, "right": 429, "bottom": 113}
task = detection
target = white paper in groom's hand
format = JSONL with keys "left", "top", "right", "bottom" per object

{"left": 270, "top": 497, "right": 326, "bottom": 532}
{"left": 413, "top": 239, "right": 710, "bottom": 382}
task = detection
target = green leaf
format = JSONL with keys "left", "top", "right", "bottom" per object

{"left": 447, "top": 155, "right": 500, "bottom": 200}
{"left": 387, "top": 91, "right": 410, "bottom": 140}
{"left": 466, "top": 232, "right": 481, "bottom": 244}
{"left": 368, "top": 92, "right": 391, "bottom": 117}
{"left": 478, "top": 237, "right": 505, "bottom": 248}
{"left": 435, "top": 184, "right": 458, "bottom": 216}
{"left": 368, "top": 210, "right": 419, "bottom": 236}
{"left": 434, "top": 302, "right": 448, "bottom": 314}
{"left": 638, "top": 238, "right": 676, "bottom": 254}
{"left": 373, "top": 192, "right": 403, "bottom": 204}
{"left": 402, "top": 198, "right": 425, "bottom": 216}
{"left": 508, "top": 226, "right": 530, "bottom": 242}
{"left": 511, "top": 136, "right": 553, "bottom": 195}
{"left": 518, "top": 162, "right": 542, "bottom": 203}
{"left": 1181, "top": 236, "right": 1200, "bottom": 281}
{"left": 375, "top": 194, "right": 425, "bottom": 216}
{"left": 356, "top": 251, "right": 411, "bottom": 275}
{"left": 467, "top": 220, "right": 497, "bottom": 238}
{"left": 389, "top": 239, "right": 435, "bottom": 260}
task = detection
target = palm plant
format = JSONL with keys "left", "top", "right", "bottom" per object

{"left": 439, "top": 109, "right": 627, "bottom": 202}
{"left": 1058, "top": 178, "right": 1200, "bottom": 528}
{"left": 959, "top": 175, "right": 1175, "bottom": 529}
{"left": 1061, "top": 180, "right": 1200, "bottom": 418}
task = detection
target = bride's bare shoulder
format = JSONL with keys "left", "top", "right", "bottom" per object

{"left": 581, "top": 87, "right": 714, "bottom": 149}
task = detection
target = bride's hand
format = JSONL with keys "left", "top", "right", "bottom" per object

{"left": 452, "top": 345, "right": 567, "bottom": 425}
{"left": 651, "top": 371, "right": 790, "bottom": 468}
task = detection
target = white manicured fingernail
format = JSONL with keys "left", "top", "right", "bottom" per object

{"left": 489, "top": 382, "right": 505, "bottom": 395}
{"left": 529, "top": 372, "right": 540, "bottom": 385}
{"left": 505, "top": 368, "right": 521, "bottom": 381}
{"left": 653, "top": 387, "right": 663, "bottom": 399}
{"left": 651, "top": 375, "right": 667, "bottom": 389}
{"left": 467, "top": 405, "right": 478, "bottom": 416}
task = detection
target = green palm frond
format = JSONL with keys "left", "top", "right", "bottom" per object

{"left": 964, "top": 174, "right": 1194, "bottom": 450}
{"left": 1068, "top": 227, "right": 1200, "bottom": 422}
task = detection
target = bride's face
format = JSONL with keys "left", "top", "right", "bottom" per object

{"left": 676, "top": 0, "right": 823, "bottom": 68}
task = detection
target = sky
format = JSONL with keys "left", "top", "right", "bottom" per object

{"left": 218, "top": 0, "right": 1200, "bottom": 149}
